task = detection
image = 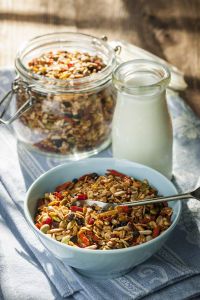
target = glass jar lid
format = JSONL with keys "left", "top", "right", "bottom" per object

{"left": 109, "top": 40, "right": 187, "bottom": 92}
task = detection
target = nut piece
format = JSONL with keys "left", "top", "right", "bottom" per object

{"left": 61, "top": 236, "right": 71, "bottom": 244}
{"left": 138, "top": 230, "right": 152, "bottom": 235}
{"left": 40, "top": 224, "right": 50, "bottom": 233}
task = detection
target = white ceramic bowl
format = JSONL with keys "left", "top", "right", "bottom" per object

{"left": 24, "top": 158, "right": 181, "bottom": 279}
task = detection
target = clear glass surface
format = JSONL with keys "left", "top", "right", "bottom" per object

{"left": 13, "top": 32, "right": 116, "bottom": 158}
{"left": 112, "top": 59, "right": 173, "bottom": 179}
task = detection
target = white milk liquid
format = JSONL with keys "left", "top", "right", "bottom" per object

{"left": 112, "top": 74, "right": 173, "bottom": 179}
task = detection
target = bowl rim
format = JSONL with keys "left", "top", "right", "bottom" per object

{"left": 24, "top": 158, "right": 182, "bottom": 254}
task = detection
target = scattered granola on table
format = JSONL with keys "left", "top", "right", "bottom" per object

{"left": 35, "top": 169, "right": 173, "bottom": 250}
{"left": 16, "top": 50, "right": 115, "bottom": 155}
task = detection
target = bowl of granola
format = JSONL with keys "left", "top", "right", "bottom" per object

{"left": 24, "top": 158, "right": 181, "bottom": 279}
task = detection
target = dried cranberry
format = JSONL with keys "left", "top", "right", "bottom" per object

{"left": 88, "top": 218, "right": 95, "bottom": 225}
{"left": 77, "top": 194, "right": 87, "bottom": 200}
{"left": 53, "top": 192, "right": 64, "bottom": 200}
{"left": 42, "top": 217, "right": 52, "bottom": 225}
{"left": 152, "top": 227, "right": 160, "bottom": 238}
{"left": 70, "top": 206, "right": 83, "bottom": 212}
{"left": 68, "top": 63, "right": 74, "bottom": 68}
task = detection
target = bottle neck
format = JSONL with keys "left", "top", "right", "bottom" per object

{"left": 117, "top": 89, "right": 166, "bottom": 105}
{"left": 113, "top": 59, "right": 171, "bottom": 97}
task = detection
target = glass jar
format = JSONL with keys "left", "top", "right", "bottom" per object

{"left": 112, "top": 59, "right": 173, "bottom": 179}
{"left": 11, "top": 32, "right": 117, "bottom": 159}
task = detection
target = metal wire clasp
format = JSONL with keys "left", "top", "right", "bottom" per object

{"left": 0, "top": 77, "right": 35, "bottom": 125}
{"left": 101, "top": 36, "right": 122, "bottom": 55}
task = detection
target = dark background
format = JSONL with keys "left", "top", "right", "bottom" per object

{"left": 1, "top": 0, "right": 200, "bottom": 115}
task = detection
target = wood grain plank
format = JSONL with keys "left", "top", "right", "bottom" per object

{"left": 0, "top": 0, "right": 77, "bottom": 67}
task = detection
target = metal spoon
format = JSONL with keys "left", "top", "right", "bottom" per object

{"left": 72, "top": 186, "right": 200, "bottom": 211}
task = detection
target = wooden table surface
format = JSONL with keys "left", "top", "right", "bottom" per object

{"left": 1, "top": 0, "right": 200, "bottom": 116}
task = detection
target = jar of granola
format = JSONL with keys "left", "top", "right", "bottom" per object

{"left": 8, "top": 33, "right": 117, "bottom": 158}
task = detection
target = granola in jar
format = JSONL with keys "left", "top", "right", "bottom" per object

{"left": 14, "top": 32, "right": 117, "bottom": 157}
{"left": 16, "top": 81, "right": 115, "bottom": 155}
{"left": 28, "top": 50, "right": 106, "bottom": 79}
{"left": 35, "top": 169, "right": 173, "bottom": 250}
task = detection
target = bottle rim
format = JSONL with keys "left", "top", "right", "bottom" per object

{"left": 112, "top": 59, "right": 171, "bottom": 95}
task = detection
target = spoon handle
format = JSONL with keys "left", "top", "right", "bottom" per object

{"left": 117, "top": 192, "right": 193, "bottom": 207}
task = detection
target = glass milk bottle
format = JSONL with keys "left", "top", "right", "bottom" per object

{"left": 112, "top": 59, "right": 173, "bottom": 179}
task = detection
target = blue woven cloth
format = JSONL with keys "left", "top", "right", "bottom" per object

{"left": 1, "top": 69, "right": 200, "bottom": 300}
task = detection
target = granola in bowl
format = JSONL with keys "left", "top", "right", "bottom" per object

{"left": 35, "top": 169, "right": 173, "bottom": 250}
